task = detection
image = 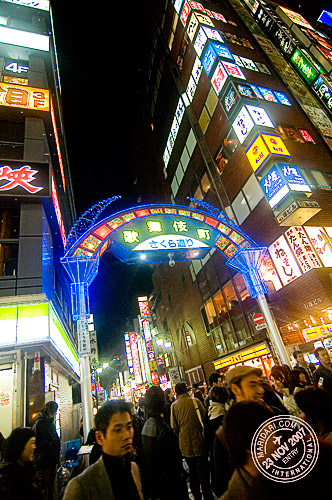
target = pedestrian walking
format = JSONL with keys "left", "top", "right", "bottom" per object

{"left": 292, "top": 350, "right": 316, "bottom": 384}
{"left": 141, "top": 386, "right": 188, "bottom": 500}
{"left": 270, "top": 365, "right": 299, "bottom": 415}
{"left": 63, "top": 400, "right": 143, "bottom": 500}
{"left": 0, "top": 427, "right": 43, "bottom": 500}
{"left": 33, "top": 401, "right": 60, "bottom": 500}
{"left": 163, "top": 387, "right": 175, "bottom": 425}
{"left": 171, "top": 382, "right": 213, "bottom": 500}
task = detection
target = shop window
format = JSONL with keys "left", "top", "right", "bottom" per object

{"left": 233, "top": 314, "right": 251, "bottom": 347}
{"left": 242, "top": 174, "right": 264, "bottom": 210}
{"left": 232, "top": 191, "right": 250, "bottom": 224}
{"left": 311, "top": 170, "right": 332, "bottom": 190}
{"left": 0, "top": 208, "right": 20, "bottom": 239}
{"left": 222, "top": 320, "right": 238, "bottom": 351}
{"left": 233, "top": 273, "right": 250, "bottom": 302}
{"left": 0, "top": 242, "right": 18, "bottom": 276}
{"left": 222, "top": 281, "right": 239, "bottom": 310}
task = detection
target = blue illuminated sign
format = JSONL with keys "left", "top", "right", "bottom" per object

{"left": 210, "top": 42, "right": 233, "bottom": 60}
{"left": 274, "top": 91, "right": 292, "bottom": 106}
{"left": 257, "top": 86, "right": 278, "bottom": 102}
{"left": 278, "top": 163, "right": 311, "bottom": 192}
{"left": 202, "top": 44, "right": 217, "bottom": 75}
{"left": 318, "top": 10, "right": 332, "bottom": 28}
{"left": 260, "top": 165, "right": 290, "bottom": 208}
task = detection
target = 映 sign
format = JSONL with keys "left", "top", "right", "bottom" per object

{"left": 0, "top": 161, "right": 50, "bottom": 197}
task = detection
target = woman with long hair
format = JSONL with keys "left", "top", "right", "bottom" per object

{"left": 270, "top": 365, "right": 299, "bottom": 415}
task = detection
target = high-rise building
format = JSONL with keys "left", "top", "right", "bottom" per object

{"left": 0, "top": 1, "right": 79, "bottom": 440}
{"left": 138, "top": 0, "right": 332, "bottom": 384}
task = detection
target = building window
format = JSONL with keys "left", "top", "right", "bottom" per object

{"left": 178, "top": 320, "right": 196, "bottom": 349}
{"left": 0, "top": 208, "right": 20, "bottom": 238}
{"left": 0, "top": 242, "right": 18, "bottom": 276}
{"left": 242, "top": 174, "right": 264, "bottom": 210}
{"left": 213, "top": 290, "right": 227, "bottom": 315}
{"left": 212, "top": 326, "right": 227, "bottom": 354}
{"left": 232, "top": 191, "right": 250, "bottom": 224}
{"left": 233, "top": 273, "right": 250, "bottom": 302}
{"left": 205, "top": 298, "right": 216, "bottom": 324}
{"left": 233, "top": 314, "right": 251, "bottom": 347}
{"left": 221, "top": 320, "right": 238, "bottom": 351}
{"left": 222, "top": 281, "right": 239, "bottom": 310}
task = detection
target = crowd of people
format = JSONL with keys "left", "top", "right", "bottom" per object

{"left": 1, "top": 347, "right": 332, "bottom": 499}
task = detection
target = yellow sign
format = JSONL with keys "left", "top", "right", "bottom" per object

{"left": 0, "top": 82, "right": 49, "bottom": 111}
{"left": 261, "top": 134, "right": 291, "bottom": 157}
{"left": 302, "top": 323, "right": 332, "bottom": 343}
{"left": 245, "top": 135, "right": 270, "bottom": 172}
{"left": 213, "top": 342, "right": 269, "bottom": 370}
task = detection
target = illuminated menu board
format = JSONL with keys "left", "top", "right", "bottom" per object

{"left": 269, "top": 235, "right": 302, "bottom": 286}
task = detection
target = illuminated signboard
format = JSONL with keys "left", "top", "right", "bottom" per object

{"left": 312, "top": 75, "right": 332, "bottom": 115}
{"left": 210, "top": 42, "right": 233, "bottom": 60}
{"left": 4, "top": 59, "right": 29, "bottom": 75}
{"left": 223, "top": 61, "right": 246, "bottom": 80}
{"left": 194, "top": 12, "right": 214, "bottom": 27}
{"left": 174, "top": 0, "right": 184, "bottom": 14}
{"left": 2, "top": 0, "right": 50, "bottom": 10}
{"left": 221, "top": 82, "right": 240, "bottom": 117}
{"left": 0, "top": 26, "right": 49, "bottom": 51}
{"left": 203, "top": 26, "right": 223, "bottom": 43}
{"left": 124, "top": 333, "right": 133, "bottom": 368}
{"left": 0, "top": 82, "right": 49, "bottom": 111}
{"left": 260, "top": 165, "right": 290, "bottom": 208}
{"left": 268, "top": 235, "right": 302, "bottom": 286}
{"left": 187, "top": 13, "right": 200, "bottom": 41}
{"left": 51, "top": 174, "right": 66, "bottom": 246}
{"left": 260, "top": 253, "right": 282, "bottom": 291}
{"left": 279, "top": 7, "right": 314, "bottom": 30}
{"left": 50, "top": 99, "right": 66, "bottom": 190}
{"left": 194, "top": 26, "right": 208, "bottom": 56}
{"left": 274, "top": 91, "right": 292, "bottom": 106}
{"left": 107, "top": 211, "right": 222, "bottom": 264}
{"left": 214, "top": 342, "right": 270, "bottom": 369}
{"left": 245, "top": 134, "right": 270, "bottom": 172}
{"left": 278, "top": 163, "right": 311, "bottom": 192}
{"left": 211, "top": 61, "right": 227, "bottom": 95}
{"left": 0, "top": 160, "right": 50, "bottom": 197}
{"left": 180, "top": 1, "right": 191, "bottom": 26}
{"left": 202, "top": 44, "right": 217, "bottom": 75}
{"left": 285, "top": 226, "right": 322, "bottom": 273}
{"left": 232, "top": 106, "right": 254, "bottom": 144}
{"left": 138, "top": 296, "right": 151, "bottom": 318}
{"left": 262, "top": 134, "right": 291, "bottom": 157}
{"left": 257, "top": 86, "right": 278, "bottom": 103}
{"left": 304, "top": 227, "right": 332, "bottom": 267}
{"left": 303, "top": 324, "right": 332, "bottom": 343}
{"left": 246, "top": 105, "right": 274, "bottom": 128}
{"left": 318, "top": 10, "right": 332, "bottom": 28}
{"left": 290, "top": 49, "right": 318, "bottom": 85}
{"left": 129, "top": 332, "right": 143, "bottom": 385}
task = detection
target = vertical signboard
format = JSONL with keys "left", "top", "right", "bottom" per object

{"left": 129, "top": 332, "right": 143, "bottom": 385}
{"left": 304, "top": 227, "right": 332, "bottom": 267}
{"left": 268, "top": 235, "right": 302, "bottom": 286}
{"left": 77, "top": 318, "right": 91, "bottom": 357}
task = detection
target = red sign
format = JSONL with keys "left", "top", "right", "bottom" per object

{"left": 253, "top": 313, "right": 265, "bottom": 325}
{"left": 129, "top": 332, "right": 142, "bottom": 385}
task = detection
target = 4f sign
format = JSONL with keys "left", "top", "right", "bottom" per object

{"left": 4, "top": 61, "right": 28, "bottom": 74}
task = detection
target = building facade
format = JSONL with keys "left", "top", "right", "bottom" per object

{"left": 0, "top": 0, "right": 79, "bottom": 442}
{"left": 138, "top": 0, "right": 332, "bottom": 384}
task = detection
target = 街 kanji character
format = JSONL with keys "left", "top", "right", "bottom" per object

{"left": 0, "top": 165, "right": 42, "bottom": 193}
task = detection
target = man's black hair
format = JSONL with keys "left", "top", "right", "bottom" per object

{"left": 209, "top": 372, "right": 221, "bottom": 386}
{"left": 314, "top": 346, "right": 326, "bottom": 360}
{"left": 210, "top": 385, "right": 229, "bottom": 404}
{"left": 175, "top": 381, "right": 187, "bottom": 395}
{"left": 95, "top": 400, "right": 132, "bottom": 435}
{"left": 145, "top": 386, "right": 166, "bottom": 417}
{"left": 292, "top": 350, "right": 302, "bottom": 360}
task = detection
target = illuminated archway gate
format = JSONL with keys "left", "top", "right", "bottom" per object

{"left": 61, "top": 200, "right": 289, "bottom": 437}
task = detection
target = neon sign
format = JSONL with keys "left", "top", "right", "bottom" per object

{"left": 0, "top": 160, "right": 49, "bottom": 197}
{"left": 0, "top": 82, "right": 49, "bottom": 111}
{"left": 4, "top": 60, "right": 29, "bottom": 74}
{"left": 51, "top": 175, "right": 66, "bottom": 246}
{"left": 129, "top": 332, "right": 143, "bottom": 385}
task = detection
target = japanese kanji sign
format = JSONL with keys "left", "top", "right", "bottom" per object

{"left": 0, "top": 161, "right": 50, "bottom": 197}
{"left": 0, "top": 83, "right": 49, "bottom": 111}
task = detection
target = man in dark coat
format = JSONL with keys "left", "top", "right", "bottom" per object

{"left": 313, "top": 347, "right": 332, "bottom": 396}
{"left": 292, "top": 350, "right": 316, "bottom": 384}
{"left": 141, "top": 386, "right": 188, "bottom": 500}
{"left": 33, "top": 401, "right": 60, "bottom": 500}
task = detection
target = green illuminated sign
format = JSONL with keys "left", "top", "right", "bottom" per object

{"left": 290, "top": 48, "right": 318, "bottom": 85}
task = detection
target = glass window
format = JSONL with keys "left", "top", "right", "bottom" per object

{"left": 0, "top": 242, "right": 18, "bottom": 276}
{"left": 212, "top": 326, "right": 227, "bottom": 354}
{"left": 232, "top": 191, "right": 250, "bottom": 224}
{"left": 181, "top": 147, "right": 190, "bottom": 170}
{"left": 311, "top": 170, "right": 332, "bottom": 190}
{"left": 242, "top": 174, "right": 264, "bottom": 210}
{"left": 0, "top": 209, "right": 20, "bottom": 239}
{"left": 175, "top": 163, "right": 184, "bottom": 185}
{"left": 206, "top": 87, "right": 218, "bottom": 116}
{"left": 205, "top": 298, "right": 216, "bottom": 324}
{"left": 223, "top": 129, "right": 239, "bottom": 157}
{"left": 233, "top": 274, "right": 250, "bottom": 302}
{"left": 199, "top": 107, "right": 210, "bottom": 133}
{"left": 222, "top": 281, "right": 239, "bottom": 310}
{"left": 171, "top": 175, "right": 179, "bottom": 197}
{"left": 194, "top": 184, "right": 203, "bottom": 201}
{"left": 213, "top": 290, "right": 227, "bottom": 315}
{"left": 222, "top": 320, "right": 238, "bottom": 351}
{"left": 186, "top": 129, "right": 197, "bottom": 156}
{"left": 233, "top": 314, "right": 251, "bottom": 347}
{"left": 201, "top": 172, "right": 211, "bottom": 194}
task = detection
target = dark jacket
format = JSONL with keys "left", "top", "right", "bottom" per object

{"left": 33, "top": 413, "right": 60, "bottom": 469}
{"left": 294, "top": 362, "right": 316, "bottom": 384}
{"left": 313, "top": 364, "right": 332, "bottom": 396}
{"left": 0, "top": 462, "right": 43, "bottom": 500}
{"left": 141, "top": 415, "right": 188, "bottom": 500}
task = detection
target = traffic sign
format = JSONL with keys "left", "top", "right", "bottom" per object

{"left": 253, "top": 313, "right": 265, "bottom": 325}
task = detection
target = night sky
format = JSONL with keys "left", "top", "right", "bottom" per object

{"left": 50, "top": 0, "right": 331, "bottom": 358}
{"left": 51, "top": 2, "right": 155, "bottom": 358}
